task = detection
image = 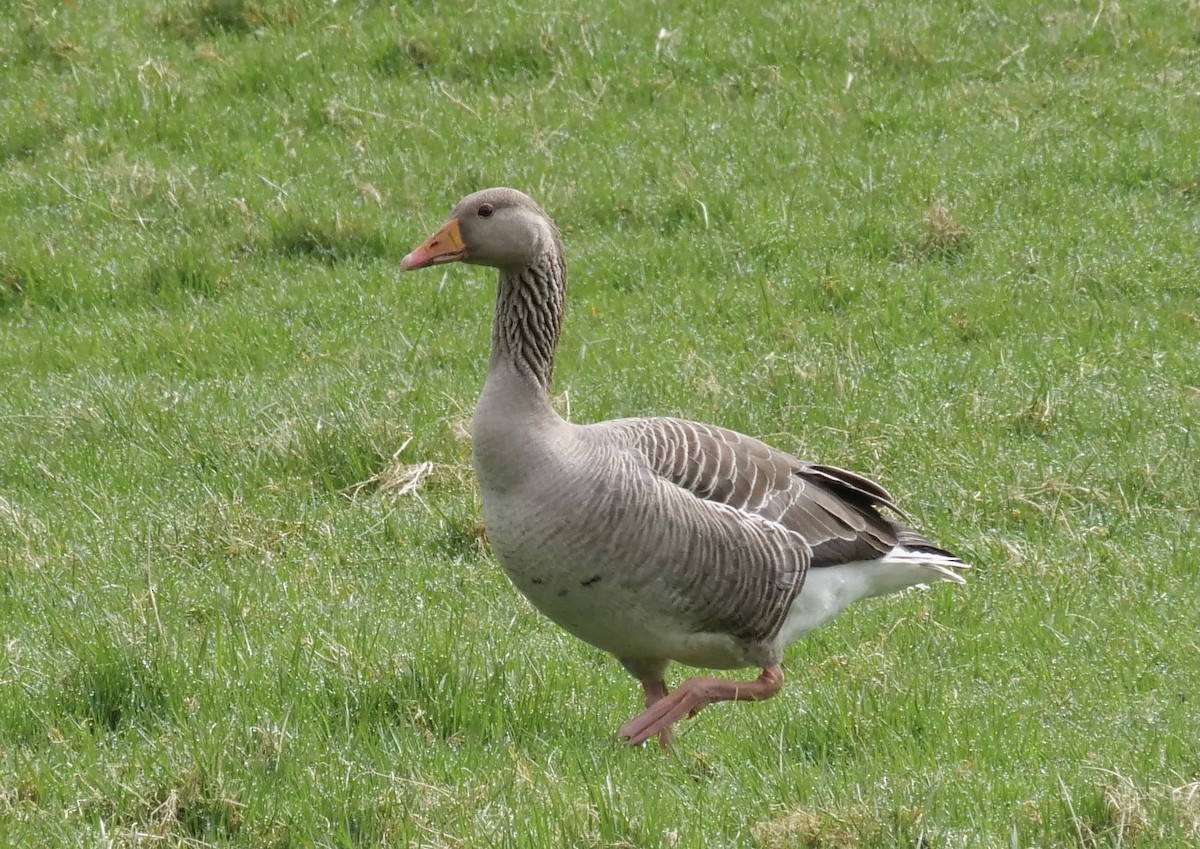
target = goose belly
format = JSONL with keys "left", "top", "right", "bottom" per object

{"left": 479, "top": 481, "right": 773, "bottom": 670}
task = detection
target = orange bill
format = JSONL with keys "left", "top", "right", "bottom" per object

{"left": 401, "top": 218, "right": 465, "bottom": 270}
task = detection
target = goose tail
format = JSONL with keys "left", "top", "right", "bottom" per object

{"left": 884, "top": 520, "right": 970, "bottom": 585}
{"left": 881, "top": 545, "right": 970, "bottom": 586}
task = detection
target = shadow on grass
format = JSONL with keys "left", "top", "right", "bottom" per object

{"left": 55, "top": 631, "right": 172, "bottom": 734}
{"left": 261, "top": 216, "right": 391, "bottom": 266}
{"left": 0, "top": 119, "right": 66, "bottom": 163}
{"left": 141, "top": 251, "right": 235, "bottom": 300}
{"left": 154, "top": 0, "right": 299, "bottom": 41}
{"left": 372, "top": 30, "right": 563, "bottom": 84}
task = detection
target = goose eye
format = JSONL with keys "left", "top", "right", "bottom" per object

{"left": 477, "top": 203, "right": 494, "bottom": 218}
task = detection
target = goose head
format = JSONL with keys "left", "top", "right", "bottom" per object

{"left": 401, "top": 187, "right": 560, "bottom": 273}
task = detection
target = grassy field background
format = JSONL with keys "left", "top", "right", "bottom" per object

{"left": 2, "top": 0, "right": 1199, "bottom": 846}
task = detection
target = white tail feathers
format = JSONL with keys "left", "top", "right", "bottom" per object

{"left": 777, "top": 546, "right": 969, "bottom": 647}
{"left": 883, "top": 545, "right": 971, "bottom": 586}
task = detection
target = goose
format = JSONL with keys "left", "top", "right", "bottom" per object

{"left": 401, "top": 187, "right": 968, "bottom": 747}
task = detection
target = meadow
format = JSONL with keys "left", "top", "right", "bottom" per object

{"left": 2, "top": 0, "right": 1199, "bottom": 846}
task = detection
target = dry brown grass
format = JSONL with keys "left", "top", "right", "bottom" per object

{"left": 1169, "top": 781, "right": 1200, "bottom": 840}
{"left": 1076, "top": 775, "right": 1200, "bottom": 846}
{"left": 752, "top": 803, "right": 924, "bottom": 849}
{"left": 920, "top": 197, "right": 971, "bottom": 257}
{"left": 343, "top": 451, "right": 472, "bottom": 502}
{"left": 1103, "top": 777, "right": 1150, "bottom": 843}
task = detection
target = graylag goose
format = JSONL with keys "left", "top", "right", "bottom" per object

{"left": 401, "top": 188, "right": 968, "bottom": 748}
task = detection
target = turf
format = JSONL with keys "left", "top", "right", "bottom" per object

{"left": 2, "top": 0, "right": 1199, "bottom": 846}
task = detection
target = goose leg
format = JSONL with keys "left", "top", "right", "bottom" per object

{"left": 639, "top": 678, "right": 673, "bottom": 750}
{"left": 619, "top": 666, "right": 783, "bottom": 746}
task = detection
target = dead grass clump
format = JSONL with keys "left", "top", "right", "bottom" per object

{"left": 920, "top": 197, "right": 970, "bottom": 257}
{"left": 892, "top": 198, "right": 971, "bottom": 264}
{"left": 1102, "top": 778, "right": 1149, "bottom": 843}
{"left": 363, "top": 460, "right": 437, "bottom": 500}
{"left": 1008, "top": 391, "right": 1057, "bottom": 436}
{"left": 143, "top": 769, "right": 243, "bottom": 842}
{"left": 753, "top": 808, "right": 824, "bottom": 848}
{"left": 1075, "top": 776, "right": 1200, "bottom": 845}
{"left": 342, "top": 444, "right": 472, "bottom": 502}
{"left": 753, "top": 803, "right": 924, "bottom": 849}
{"left": 1170, "top": 781, "right": 1200, "bottom": 839}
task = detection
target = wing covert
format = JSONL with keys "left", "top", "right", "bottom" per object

{"left": 608, "top": 417, "right": 902, "bottom": 568}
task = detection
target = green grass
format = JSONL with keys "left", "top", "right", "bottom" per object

{"left": 2, "top": 0, "right": 1199, "bottom": 845}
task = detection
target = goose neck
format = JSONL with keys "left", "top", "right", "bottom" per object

{"left": 488, "top": 247, "right": 566, "bottom": 395}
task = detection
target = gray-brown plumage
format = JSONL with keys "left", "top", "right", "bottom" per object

{"left": 401, "top": 187, "right": 968, "bottom": 747}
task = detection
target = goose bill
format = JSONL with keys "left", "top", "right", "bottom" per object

{"left": 401, "top": 218, "right": 465, "bottom": 269}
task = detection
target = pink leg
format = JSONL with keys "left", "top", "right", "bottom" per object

{"left": 619, "top": 666, "right": 784, "bottom": 746}
{"left": 639, "top": 679, "right": 673, "bottom": 751}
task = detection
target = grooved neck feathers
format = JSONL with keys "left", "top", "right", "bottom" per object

{"left": 490, "top": 240, "right": 566, "bottom": 394}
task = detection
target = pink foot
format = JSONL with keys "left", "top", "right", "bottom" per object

{"left": 619, "top": 666, "right": 783, "bottom": 746}
{"left": 639, "top": 679, "right": 673, "bottom": 750}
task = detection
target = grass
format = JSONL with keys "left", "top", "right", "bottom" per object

{"left": 2, "top": 0, "right": 1199, "bottom": 845}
